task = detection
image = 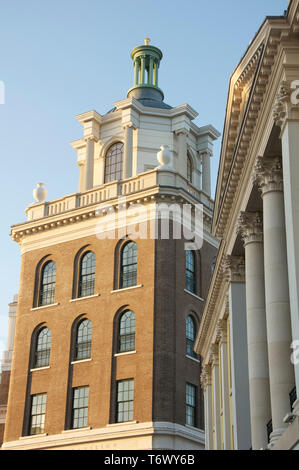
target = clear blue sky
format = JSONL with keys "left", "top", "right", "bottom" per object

{"left": 0, "top": 0, "right": 288, "bottom": 357}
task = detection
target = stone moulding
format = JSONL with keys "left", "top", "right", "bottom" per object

{"left": 213, "top": 13, "right": 298, "bottom": 239}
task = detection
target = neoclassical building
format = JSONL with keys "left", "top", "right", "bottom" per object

{"left": 0, "top": 40, "right": 219, "bottom": 449}
{"left": 195, "top": 0, "right": 299, "bottom": 451}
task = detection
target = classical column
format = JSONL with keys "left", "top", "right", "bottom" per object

{"left": 140, "top": 55, "right": 145, "bottom": 84}
{"left": 201, "top": 365, "right": 213, "bottom": 450}
{"left": 274, "top": 81, "right": 299, "bottom": 410}
{"left": 84, "top": 137, "right": 95, "bottom": 191}
{"left": 253, "top": 156, "right": 295, "bottom": 446}
{"left": 216, "top": 319, "right": 231, "bottom": 450}
{"left": 201, "top": 150, "right": 212, "bottom": 198}
{"left": 122, "top": 124, "right": 134, "bottom": 179}
{"left": 1, "top": 295, "right": 18, "bottom": 372}
{"left": 209, "top": 344, "right": 221, "bottom": 450}
{"left": 223, "top": 255, "right": 251, "bottom": 449}
{"left": 237, "top": 211, "right": 271, "bottom": 450}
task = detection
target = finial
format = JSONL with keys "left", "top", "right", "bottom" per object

{"left": 144, "top": 37, "right": 150, "bottom": 46}
{"left": 33, "top": 183, "right": 47, "bottom": 203}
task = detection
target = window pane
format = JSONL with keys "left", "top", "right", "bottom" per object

{"left": 120, "top": 242, "right": 137, "bottom": 288}
{"left": 72, "top": 387, "right": 89, "bottom": 429}
{"left": 186, "top": 383, "right": 197, "bottom": 427}
{"left": 104, "top": 142, "right": 124, "bottom": 183}
{"left": 118, "top": 311, "right": 136, "bottom": 353}
{"left": 186, "top": 316, "right": 198, "bottom": 358}
{"left": 29, "top": 393, "right": 47, "bottom": 435}
{"left": 186, "top": 250, "right": 196, "bottom": 294}
{"left": 34, "top": 328, "right": 51, "bottom": 368}
{"left": 79, "top": 252, "right": 96, "bottom": 298}
{"left": 75, "top": 319, "right": 92, "bottom": 360}
{"left": 39, "top": 261, "right": 56, "bottom": 306}
{"left": 116, "top": 380, "right": 134, "bottom": 423}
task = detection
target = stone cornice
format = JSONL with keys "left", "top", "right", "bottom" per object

{"left": 237, "top": 211, "right": 263, "bottom": 246}
{"left": 11, "top": 187, "right": 214, "bottom": 245}
{"left": 213, "top": 7, "right": 299, "bottom": 238}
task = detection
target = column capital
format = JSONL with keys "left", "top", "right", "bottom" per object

{"left": 222, "top": 255, "right": 245, "bottom": 283}
{"left": 208, "top": 343, "right": 219, "bottom": 366}
{"left": 201, "top": 364, "right": 212, "bottom": 392}
{"left": 122, "top": 122, "right": 136, "bottom": 131}
{"left": 199, "top": 149, "right": 213, "bottom": 159}
{"left": 273, "top": 80, "right": 299, "bottom": 130}
{"left": 84, "top": 135, "right": 98, "bottom": 143}
{"left": 237, "top": 211, "right": 263, "bottom": 246}
{"left": 253, "top": 156, "right": 283, "bottom": 195}
{"left": 174, "top": 128, "right": 189, "bottom": 137}
{"left": 216, "top": 319, "right": 227, "bottom": 343}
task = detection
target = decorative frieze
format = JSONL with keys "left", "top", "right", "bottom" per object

{"left": 237, "top": 211, "right": 263, "bottom": 246}
{"left": 253, "top": 156, "right": 283, "bottom": 195}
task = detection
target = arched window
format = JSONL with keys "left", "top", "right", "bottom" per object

{"left": 187, "top": 153, "right": 193, "bottom": 183}
{"left": 118, "top": 310, "right": 136, "bottom": 353}
{"left": 120, "top": 241, "right": 138, "bottom": 289}
{"left": 104, "top": 142, "right": 124, "bottom": 183}
{"left": 79, "top": 251, "right": 96, "bottom": 298}
{"left": 34, "top": 327, "right": 52, "bottom": 368}
{"left": 185, "top": 250, "right": 196, "bottom": 294}
{"left": 39, "top": 261, "right": 56, "bottom": 306}
{"left": 186, "top": 315, "right": 197, "bottom": 359}
{"left": 74, "top": 319, "right": 92, "bottom": 361}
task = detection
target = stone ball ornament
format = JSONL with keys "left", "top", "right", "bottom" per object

{"left": 33, "top": 183, "right": 47, "bottom": 203}
{"left": 157, "top": 145, "right": 174, "bottom": 169}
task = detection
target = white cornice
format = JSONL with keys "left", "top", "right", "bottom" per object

{"left": 213, "top": 9, "right": 299, "bottom": 238}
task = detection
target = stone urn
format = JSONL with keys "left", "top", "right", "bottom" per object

{"left": 33, "top": 183, "right": 47, "bottom": 203}
{"left": 157, "top": 145, "right": 174, "bottom": 169}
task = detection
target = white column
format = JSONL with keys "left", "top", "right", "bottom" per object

{"left": 254, "top": 156, "right": 295, "bottom": 446}
{"left": 217, "top": 319, "right": 231, "bottom": 450}
{"left": 84, "top": 137, "right": 95, "bottom": 191}
{"left": 238, "top": 211, "right": 271, "bottom": 450}
{"left": 201, "top": 365, "right": 213, "bottom": 450}
{"left": 201, "top": 150, "right": 212, "bottom": 198}
{"left": 224, "top": 255, "right": 251, "bottom": 449}
{"left": 1, "top": 295, "right": 18, "bottom": 372}
{"left": 210, "top": 345, "right": 221, "bottom": 450}
{"left": 122, "top": 124, "right": 134, "bottom": 179}
{"left": 277, "top": 90, "right": 299, "bottom": 409}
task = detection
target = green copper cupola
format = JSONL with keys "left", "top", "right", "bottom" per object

{"left": 127, "top": 38, "right": 166, "bottom": 106}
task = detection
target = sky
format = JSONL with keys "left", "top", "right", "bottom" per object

{"left": 0, "top": 0, "right": 288, "bottom": 361}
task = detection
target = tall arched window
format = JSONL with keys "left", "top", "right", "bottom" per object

{"left": 186, "top": 315, "right": 197, "bottom": 359}
{"left": 104, "top": 142, "right": 124, "bottom": 183}
{"left": 120, "top": 241, "right": 138, "bottom": 289}
{"left": 34, "top": 327, "right": 52, "bottom": 368}
{"left": 39, "top": 261, "right": 56, "bottom": 306}
{"left": 79, "top": 251, "right": 96, "bottom": 298}
{"left": 185, "top": 250, "right": 196, "bottom": 294}
{"left": 118, "top": 310, "right": 136, "bottom": 353}
{"left": 187, "top": 153, "right": 193, "bottom": 183}
{"left": 74, "top": 319, "right": 92, "bottom": 361}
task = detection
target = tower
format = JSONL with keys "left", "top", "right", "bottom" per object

{"left": 2, "top": 40, "right": 220, "bottom": 450}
